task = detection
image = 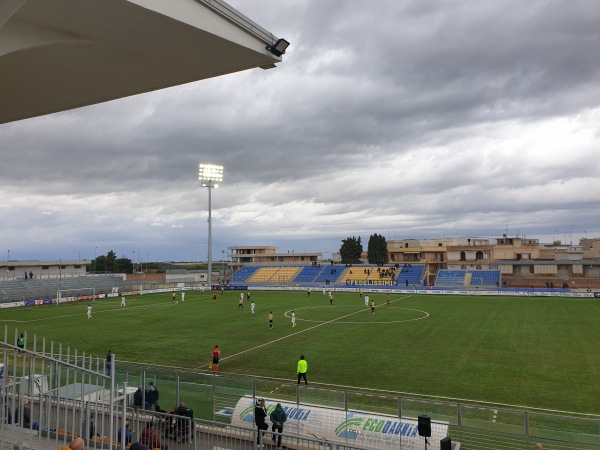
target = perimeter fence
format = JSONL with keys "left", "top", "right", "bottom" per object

{"left": 3, "top": 325, "right": 600, "bottom": 450}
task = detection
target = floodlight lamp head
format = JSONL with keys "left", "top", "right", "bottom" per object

{"left": 199, "top": 164, "right": 223, "bottom": 188}
{"left": 267, "top": 38, "right": 290, "bottom": 57}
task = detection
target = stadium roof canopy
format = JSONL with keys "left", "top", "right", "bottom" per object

{"left": 0, "top": 0, "right": 287, "bottom": 124}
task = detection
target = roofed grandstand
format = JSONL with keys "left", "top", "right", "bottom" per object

{"left": 227, "top": 263, "right": 432, "bottom": 288}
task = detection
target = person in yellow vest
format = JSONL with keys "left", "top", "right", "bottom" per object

{"left": 17, "top": 333, "right": 25, "bottom": 356}
{"left": 297, "top": 354, "right": 308, "bottom": 385}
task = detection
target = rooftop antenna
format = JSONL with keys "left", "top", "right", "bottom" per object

{"left": 570, "top": 225, "right": 574, "bottom": 245}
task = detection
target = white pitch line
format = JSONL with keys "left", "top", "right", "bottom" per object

{"left": 0, "top": 300, "right": 177, "bottom": 324}
{"left": 221, "top": 294, "right": 414, "bottom": 362}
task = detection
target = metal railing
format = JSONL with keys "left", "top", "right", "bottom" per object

{"left": 3, "top": 328, "right": 600, "bottom": 450}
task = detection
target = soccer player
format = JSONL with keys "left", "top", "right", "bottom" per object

{"left": 291, "top": 311, "right": 296, "bottom": 327}
{"left": 238, "top": 296, "right": 244, "bottom": 310}
{"left": 181, "top": 292, "right": 185, "bottom": 302}
{"left": 358, "top": 288, "right": 362, "bottom": 298}
{"left": 213, "top": 293, "right": 217, "bottom": 303}
{"left": 307, "top": 287, "right": 311, "bottom": 298}
{"left": 268, "top": 311, "right": 274, "bottom": 329}
{"left": 87, "top": 304, "right": 92, "bottom": 319}
{"left": 121, "top": 296, "right": 126, "bottom": 308}
{"left": 328, "top": 291, "right": 333, "bottom": 305}
{"left": 251, "top": 301, "right": 255, "bottom": 314}
{"left": 364, "top": 294, "right": 370, "bottom": 308}
{"left": 322, "top": 287, "right": 326, "bottom": 296}
{"left": 172, "top": 292, "right": 177, "bottom": 303}
{"left": 211, "top": 345, "right": 220, "bottom": 373}
{"left": 386, "top": 292, "right": 390, "bottom": 306}
{"left": 370, "top": 299, "right": 376, "bottom": 315}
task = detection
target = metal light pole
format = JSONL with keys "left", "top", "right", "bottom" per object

{"left": 222, "top": 249, "right": 225, "bottom": 280}
{"left": 199, "top": 164, "right": 223, "bottom": 290}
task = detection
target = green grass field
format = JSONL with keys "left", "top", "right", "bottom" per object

{"left": 3, "top": 290, "right": 600, "bottom": 417}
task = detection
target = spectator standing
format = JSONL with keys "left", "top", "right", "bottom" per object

{"left": 297, "top": 355, "right": 308, "bottom": 385}
{"left": 270, "top": 402, "right": 287, "bottom": 449}
{"left": 145, "top": 381, "right": 160, "bottom": 411}
{"left": 254, "top": 398, "right": 268, "bottom": 448}
{"left": 105, "top": 350, "right": 113, "bottom": 376}
{"left": 133, "top": 387, "right": 143, "bottom": 408}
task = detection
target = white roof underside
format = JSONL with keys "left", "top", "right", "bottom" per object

{"left": 0, "top": 0, "right": 284, "bottom": 124}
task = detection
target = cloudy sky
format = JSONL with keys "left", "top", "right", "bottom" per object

{"left": 2, "top": 0, "right": 600, "bottom": 263}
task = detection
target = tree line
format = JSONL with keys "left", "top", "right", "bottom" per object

{"left": 339, "top": 234, "right": 387, "bottom": 264}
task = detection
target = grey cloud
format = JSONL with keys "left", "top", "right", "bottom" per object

{"left": 1, "top": 0, "right": 599, "bottom": 260}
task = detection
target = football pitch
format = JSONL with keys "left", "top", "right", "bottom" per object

{"left": 2, "top": 290, "right": 600, "bottom": 416}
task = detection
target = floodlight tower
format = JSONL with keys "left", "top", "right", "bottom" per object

{"left": 199, "top": 163, "right": 223, "bottom": 290}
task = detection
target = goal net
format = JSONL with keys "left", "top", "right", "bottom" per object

{"left": 56, "top": 288, "right": 96, "bottom": 305}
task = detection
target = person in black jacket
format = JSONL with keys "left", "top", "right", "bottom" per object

{"left": 145, "top": 381, "right": 160, "bottom": 411}
{"left": 254, "top": 398, "right": 268, "bottom": 447}
{"left": 133, "top": 387, "right": 143, "bottom": 408}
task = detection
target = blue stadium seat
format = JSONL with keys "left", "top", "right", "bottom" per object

{"left": 396, "top": 264, "right": 425, "bottom": 286}
{"left": 229, "top": 266, "right": 259, "bottom": 284}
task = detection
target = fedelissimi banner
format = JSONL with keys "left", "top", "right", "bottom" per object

{"left": 231, "top": 396, "right": 449, "bottom": 450}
